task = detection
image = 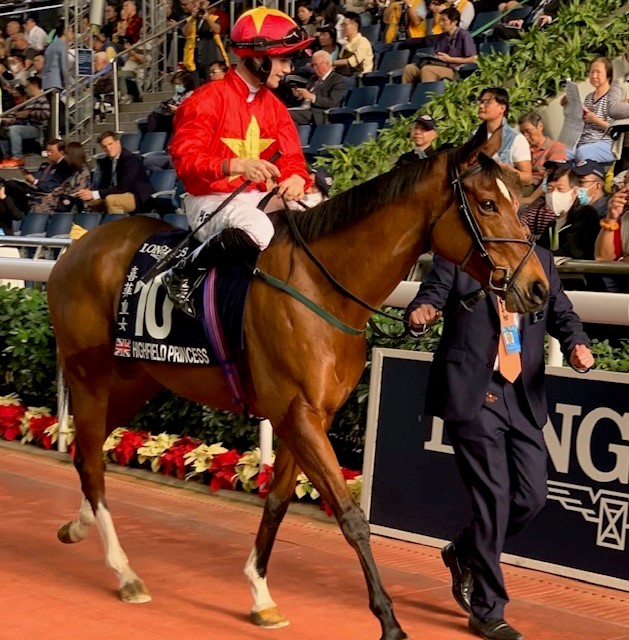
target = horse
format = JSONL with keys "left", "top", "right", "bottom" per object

{"left": 47, "top": 126, "right": 549, "bottom": 640}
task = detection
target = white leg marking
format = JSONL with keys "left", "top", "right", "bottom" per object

{"left": 244, "top": 547, "right": 277, "bottom": 613}
{"left": 66, "top": 496, "right": 95, "bottom": 542}
{"left": 94, "top": 502, "right": 140, "bottom": 588}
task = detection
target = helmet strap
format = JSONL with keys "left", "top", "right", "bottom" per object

{"left": 244, "top": 56, "right": 272, "bottom": 84}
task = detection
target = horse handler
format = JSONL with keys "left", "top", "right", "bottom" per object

{"left": 163, "top": 7, "right": 313, "bottom": 316}
{"left": 406, "top": 248, "right": 594, "bottom": 640}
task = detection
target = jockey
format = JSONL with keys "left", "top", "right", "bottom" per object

{"left": 163, "top": 7, "right": 314, "bottom": 316}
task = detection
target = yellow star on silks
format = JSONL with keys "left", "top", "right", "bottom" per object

{"left": 221, "top": 116, "right": 275, "bottom": 180}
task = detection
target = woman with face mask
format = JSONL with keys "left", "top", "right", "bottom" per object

{"left": 146, "top": 70, "right": 195, "bottom": 134}
{"left": 519, "top": 160, "right": 602, "bottom": 268}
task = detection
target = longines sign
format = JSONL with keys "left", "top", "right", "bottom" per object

{"left": 361, "top": 349, "right": 629, "bottom": 591}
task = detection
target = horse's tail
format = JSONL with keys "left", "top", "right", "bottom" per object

{"left": 56, "top": 361, "right": 72, "bottom": 454}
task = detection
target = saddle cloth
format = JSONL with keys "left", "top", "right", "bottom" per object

{"left": 113, "top": 230, "right": 252, "bottom": 366}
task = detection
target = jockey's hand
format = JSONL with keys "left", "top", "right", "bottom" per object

{"left": 233, "top": 158, "right": 281, "bottom": 183}
{"left": 408, "top": 304, "right": 442, "bottom": 329}
{"left": 276, "top": 174, "right": 306, "bottom": 201}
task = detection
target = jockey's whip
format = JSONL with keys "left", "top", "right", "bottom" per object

{"left": 141, "top": 150, "right": 282, "bottom": 284}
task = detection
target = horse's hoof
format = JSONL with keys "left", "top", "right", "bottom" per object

{"left": 119, "top": 579, "right": 152, "bottom": 604}
{"left": 250, "top": 606, "right": 289, "bottom": 629}
{"left": 57, "top": 523, "right": 75, "bottom": 544}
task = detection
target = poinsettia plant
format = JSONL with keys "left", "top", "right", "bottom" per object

{"left": 0, "top": 394, "right": 362, "bottom": 510}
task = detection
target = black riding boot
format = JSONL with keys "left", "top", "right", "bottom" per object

{"left": 162, "top": 228, "right": 259, "bottom": 317}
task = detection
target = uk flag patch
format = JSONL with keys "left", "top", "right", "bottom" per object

{"left": 114, "top": 338, "right": 132, "bottom": 357}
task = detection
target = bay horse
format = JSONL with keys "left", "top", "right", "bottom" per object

{"left": 47, "top": 127, "right": 549, "bottom": 640}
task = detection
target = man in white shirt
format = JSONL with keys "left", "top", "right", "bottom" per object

{"left": 332, "top": 12, "right": 374, "bottom": 76}
{"left": 24, "top": 17, "right": 48, "bottom": 52}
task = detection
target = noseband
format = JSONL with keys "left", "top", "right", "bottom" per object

{"left": 450, "top": 158, "right": 535, "bottom": 295}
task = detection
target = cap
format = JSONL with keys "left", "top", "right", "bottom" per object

{"left": 413, "top": 114, "right": 437, "bottom": 131}
{"left": 571, "top": 159, "right": 607, "bottom": 180}
{"left": 311, "top": 166, "right": 333, "bottom": 195}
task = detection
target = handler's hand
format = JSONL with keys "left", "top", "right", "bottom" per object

{"left": 409, "top": 303, "right": 442, "bottom": 329}
{"left": 75, "top": 188, "right": 94, "bottom": 202}
{"left": 276, "top": 174, "right": 306, "bottom": 201}
{"left": 235, "top": 158, "right": 281, "bottom": 183}
{"left": 570, "top": 344, "right": 594, "bottom": 372}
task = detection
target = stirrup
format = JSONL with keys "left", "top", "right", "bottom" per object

{"left": 162, "top": 270, "right": 196, "bottom": 318}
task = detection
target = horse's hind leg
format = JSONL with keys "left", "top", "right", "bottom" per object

{"left": 245, "top": 441, "right": 299, "bottom": 629}
{"left": 281, "top": 399, "right": 408, "bottom": 640}
{"left": 59, "top": 373, "right": 152, "bottom": 604}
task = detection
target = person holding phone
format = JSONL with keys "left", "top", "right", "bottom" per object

{"left": 595, "top": 171, "right": 629, "bottom": 263}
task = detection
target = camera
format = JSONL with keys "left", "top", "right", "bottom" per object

{"left": 288, "top": 82, "right": 298, "bottom": 89}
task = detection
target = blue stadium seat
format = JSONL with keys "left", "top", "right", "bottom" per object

{"left": 297, "top": 124, "right": 313, "bottom": 147}
{"left": 361, "top": 50, "right": 411, "bottom": 88}
{"left": 372, "top": 43, "right": 392, "bottom": 57}
{"left": 73, "top": 213, "right": 102, "bottom": 231}
{"left": 356, "top": 84, "right": 411, "bottom": 125}
{"left": 388, "top": 103, "right": 419, "bottom": 119}
{"left": 480, "top": 41, "right": 511, "bottom": 56}
{"left": 326, "top": 86, "right": 379, "bottom": 125}
{"left": 46, "top": 213, "right": 74, "bottom": 238}
{"left": 506, "top": 5, "right": 532, "bottom": 21}
{"left": 360, "top": 12, "right": 372, "bottom": 28}
{"left": 163, "top": 213, "right": 190, "bottom": 230}
{"left": 470, "top": 10, "right": 502, "bottom": 37}
{"left": 302, "top": 124, "right": 344, "bottom": 159}
{"left": 120, "top": 132, "right": 141, "bottom": 153}
{"left": 410, "top": 80, "right": 446, "bottom": 108}
{"left": 342, "top": 122, "right": 379, "bottom": 147}
{"left": 361, "top": 24, "right": 381, "bottom": 43}
{"left": 19, "top": 212, "right": 49, "bottom": 237}
{"left": 12, "top": 219, "right": 22, "bottom": 234}
{"left": 149, "top": 169, "right": 178, "bottom": 195}
{"left": 139, "top": 132, "right": 168, "bottom": 155}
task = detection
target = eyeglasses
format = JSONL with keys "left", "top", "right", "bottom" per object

{"left": 478, "top": 98, "right": 496, "bottom": 106}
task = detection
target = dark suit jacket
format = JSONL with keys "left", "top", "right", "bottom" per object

{"left": 405, "top": 247, "right": 589, "bottom": 427}
{"left": 95, "top": 148, "right": 154, "bottom": 211}
{"left": 307, "top": 71, "right": 346, "bottom": 125}
{"left": 34, "top": 158, "right": 73, "bottom": 193}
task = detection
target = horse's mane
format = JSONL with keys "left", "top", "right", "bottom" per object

{"left": 270, "top": 143, "right": 503, "bottom": 245}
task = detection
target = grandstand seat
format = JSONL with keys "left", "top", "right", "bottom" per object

{"left": 143, "top": 151, "right": 173, "bottom": 171}
{"left": 480, "top": 41, "right": 511, "bottom": 56}
{"left": 46, "top": 213, "right": 74, "bottom": 238}
{"left": 138, "top": 212, "right": 161, "bottom": 219}
{"left": 135, "top": 117, "right": 149, "bottom": 137}
{"left": 301, "top": 124, "right": 344, "bottom": 159}
{"left": 149, "top": 169, "right": 178, "bottom": 196}
{"left": 12, "top": 219, "right": 22, "bottom": 234}
{"left": 410, "top": 80, "right": 446, "bottom": 108}
{"left": 470, "top": 10, "right": 502, "bottom": 38}
{"left": 360, "top": 12, "right": 372, "bottom": 28}
{"left": 361, "top": 24, "right": 381, "bottom": 43}
{"left": 139, "top": 132, "right": 168, "bottom": 155}
{"left": 388, "top": 103, "right": 419, "bottom": 119}
{"left": 326, "top": 86, "right": 379, "bottom": 125}
{"left": 361, "top": 50, "right": 411, "bottom": 87}
{"left": 73, "top": 213, "right": 102, "bottom": 231}
{"left": 19, "top": 212, "right": 49, "bottom": 237}
{"left": 120, "top": 132, "right": 141, "bottom": 153}
{"left": 356, "top": 84, "right": 412, "bottom": 126}
{"left": 342, "top": 122, "right": 379, "bottom": 147}
{"left": 163, "top": 213, "right": 190, "bottom": 230}
{"left": 297, "top": 124, "right": 313, "bottom": 147}
{"left": 372, "top": 43, "right": 392, "bottom": 57}
{"left": 101, "top": 213, "right": 129, "bottom": 224}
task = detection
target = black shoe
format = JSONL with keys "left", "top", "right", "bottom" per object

{"left": 162, "top": 270, "right": 196, "bottom": 317}
{"left": 469, "top": 615, "right": 524, "bottom": 640}
{"left": 441, "top": 542, "right": 472, "bottom": 614}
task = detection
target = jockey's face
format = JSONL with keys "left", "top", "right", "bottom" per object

{"left": 265, "top": 57, "right": 292, "bottom": 89}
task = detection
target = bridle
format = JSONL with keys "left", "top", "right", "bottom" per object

{"left": 449, "top": 158, "right": 536, "bottom": 296}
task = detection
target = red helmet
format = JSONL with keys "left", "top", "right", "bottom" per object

{"left": 229, "top": 7, "right": 314, "bottom": 57}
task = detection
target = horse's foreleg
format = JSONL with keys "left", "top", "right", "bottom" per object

{"left": 58, "top": 444, "right": 96, "bottom": 543}
{"left": 245, "top": 441, "right": 300, "bottom": 629}
{"left": 282, "top": 400, "right": 408, "bottom": 640}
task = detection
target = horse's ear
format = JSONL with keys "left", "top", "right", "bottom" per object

{"left": 458, "top": 122, "right": 503, "bottom": 171}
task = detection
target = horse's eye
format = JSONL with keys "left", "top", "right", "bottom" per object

{"left": 479, "top": 200, "right": 497, "bottom": 212}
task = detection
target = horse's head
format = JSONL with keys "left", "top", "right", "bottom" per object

{"left": 430, "top": 124, "right": 549, "bottom": 313}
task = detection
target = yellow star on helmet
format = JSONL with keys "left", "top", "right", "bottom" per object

{"left": 221, "top": 116, "right": 275, "bottom": 180}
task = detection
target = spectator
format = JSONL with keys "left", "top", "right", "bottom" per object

{"left": 595, "top": 171, "right": 629, "bottom": 265}
{"left": 343, "top": 0, "right": 375, "bottom": 14}
{"left": 180, "top": 0, "right": 202, "bottom": 87}
{"left": 493, "top": 0, "right": 566, "bottom": 41}
{"left": 397, "top": 114, "right": 439, "bottom": 164}
{"left": 0, "top": 178, "right": 23, "bottom": 235}
{"left": 402, "top": 7, "right": 476, "bottom": 85}
{"left": 289, "top": 50, "right": 346, "bottom": 125}
{"left": 146, "top": 70, "right": 195, "bottom": 134}
{"left": 4, "top": 20, "right": 22, "bottom": 54}
{"left": 208, "top": 61, "right": 228, "bottom": 81}
{"left": 296, "top": 4, "right": 319, "bottom": 36}
{"left": 301, "top": 166, "right": 333, "bottom": 207}
{"left": 315, "top": 26, "right": 341, "bottom": 62}
{"left": 563, "top": 57, "right": 629, "bottom": 164}
{"left": 4, "top": 139, "right": 71, "bottom": 214}
{"left": 520, "top": 160, "right": 601, "bottom": 265}
{"left": 194, "top": 0, "right": 229, "bottom": 83}
{"left": 0, "top": 76, "right": 50, "bottom": 168}
{"left": 120, "top": 0, "right": 143, "bottom": 45}
{"left": 430, "top": 0, "right": 475, "bottom": 31}
{"left": 99, "top": 3, "right": 120, "bottom": 44}
{"left": 518, "top": 111, "right": 566, "bottom": 206}
{"left": 8, "top": 54, "right": 30, "bottom": 86}
{"left": 10, "top": 32, "right": 38, "bottom": 70}
{"left": 477, "top": 86, "right": 533, "bottom": 185}
{"left": 75, "top": 131, "right": 154, "bottom": 214}
{"left": 30, "top": 141, "right": 92, "bottom": 213}
{"left": 30, "top": 53, "right": 44, "bottom": 79}
{"left": 332, "top": 12, "right": 374, "bottom": 77}
{"left": 24, "top": 16, "right": 47, "bottom": 52}
{"left": 572, "top": 159, "right": 608, "bottom": 217}
{"left": 42, "top": 23, "right": 71, "bottom": 91}
{"left": 118, "top": 39, "right": 151, "bottom": 103}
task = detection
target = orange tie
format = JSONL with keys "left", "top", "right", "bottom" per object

{"left": 498, "top": 298, "right": 522, "bottom": 383}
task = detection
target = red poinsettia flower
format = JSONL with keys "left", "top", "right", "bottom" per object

{"left": 209, "top": 449, "right": 240, "bottom": 492}
{"left": 111, "top": 430, "right": 148, "bottom": 466}
{"left": 255, "top": 463, "right": 274, "bottom": 499}
{"left": 28, "top": 415, "right": 58, "bottom": 449}
{"left": 0, "top": 404, "right": 26, "bottom": 440}
{"left": 160, "top": 436, "right": 201, "bottom": 479}
{"left": 341, "top": 467, "right": 361, "bottom": 480}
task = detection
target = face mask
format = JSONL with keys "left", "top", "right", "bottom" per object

{"left": 576, "top": 186, "right": 591, "bottom": 206}
{"left": 545, "top": 190, "right": 575, "bottom": 216}
{"left": 174, "top": 84, "right": 184, "bottom": 94}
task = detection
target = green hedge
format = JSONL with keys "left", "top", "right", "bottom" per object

{"left": 1, "top": 287, "right": 628, "bottom": 467}
{"left": 317, "top": 0, "right": 629, "bottom": 193}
